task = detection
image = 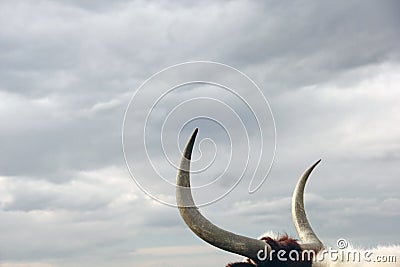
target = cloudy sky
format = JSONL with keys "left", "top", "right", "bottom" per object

{"left": 0, "top": 1, "right": 399, "bottom": 266}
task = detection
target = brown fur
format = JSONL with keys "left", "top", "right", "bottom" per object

{"left": 226, "top": 235, "right": 312, "bottom": 267}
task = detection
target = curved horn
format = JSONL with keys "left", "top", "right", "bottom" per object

{"left": 292, "top": 160, "right": 324, "bottom": 252}
{"left": 176, "top": 129, "right": 270, "bottom": 261}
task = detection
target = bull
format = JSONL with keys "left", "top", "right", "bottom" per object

{"left": 176, "top": 128, "right": 399, "bottom": 266}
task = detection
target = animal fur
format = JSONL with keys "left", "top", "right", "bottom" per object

{"left": 226, "top": 234, "right": 400, "bottom": 267}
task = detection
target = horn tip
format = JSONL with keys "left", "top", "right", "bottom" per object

{"left": 191, "top": 128, "right": 198, "bottom": 141}
{"left": 184, "top": 128, "right": 199, "bottom": 160}
{"left": 189, "top": 128, "right": 199, "bottom": 141}
{"left": 313, "top": 158, "right": 322, "bottom": 166}
{"left": 309, "top": 159, "right": 322, "bottom": 171}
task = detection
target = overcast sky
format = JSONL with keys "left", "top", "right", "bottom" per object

{"left": 0, "top": 1, "right": 399, "bottom": 266}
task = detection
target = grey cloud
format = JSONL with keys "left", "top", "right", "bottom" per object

{"left": 0, "top": 1, "right": 399, "bottom": 266}
{"left": 1, "top": 177, "right": 110, "bottom": 212}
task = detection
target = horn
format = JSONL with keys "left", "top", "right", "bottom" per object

{"left": 176, "top": 128, "right": 270, "bottom": 261}
{"left": 292, "top": 160, "right": 324, "bottom": 252}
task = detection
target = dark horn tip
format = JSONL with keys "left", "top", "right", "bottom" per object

{"left": 183, "top": 128, "right": 198, "bottom": 160}
{"left": 308, "top": 159, "right": 322, "bottom": 173}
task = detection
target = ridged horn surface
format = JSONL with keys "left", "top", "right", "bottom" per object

{"left": 292, "top": 160, "right": 323, "bottom": 252}
{"left": 176, "top": 129, "right": 270, "bottom": 261}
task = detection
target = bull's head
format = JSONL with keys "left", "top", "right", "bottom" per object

{"left": 176, "top": 129, "right": 324, "bottom": 266}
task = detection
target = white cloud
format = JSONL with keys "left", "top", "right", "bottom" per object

{"left": 0, "top": 262, "right": 55, "bottom": 267}
{"left": 0, "top": 1, "right": 399, "bottom": 266}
